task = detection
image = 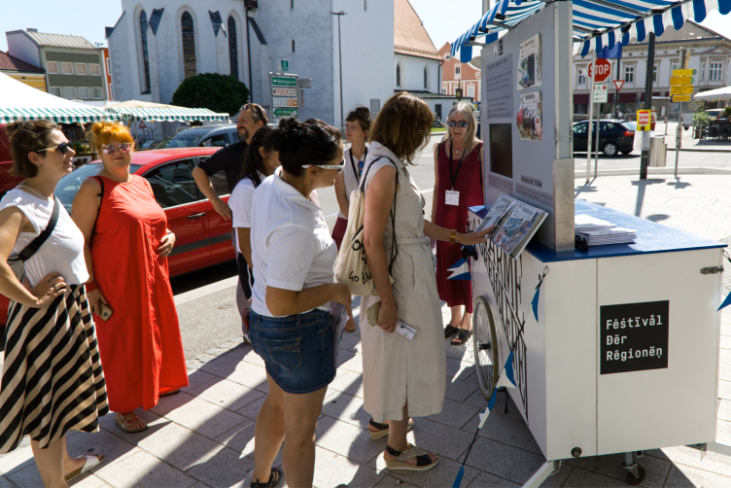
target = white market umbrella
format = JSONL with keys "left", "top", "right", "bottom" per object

{"left": 693, "top": 86, "right": 731, "bottom": 103}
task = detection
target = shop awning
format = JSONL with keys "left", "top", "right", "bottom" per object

{"left": 105, "top": 106, "right": 230, "bottom": 122}
{"left": 0, "top": 72, "right": 118, "bottom": 123}
{"left": 574, "top": 94, "right": 589, "bottom": 104}
{"left": 450, "top": 0, "right": 731, "bottom": 62}
{"left": 694, "top": 86, "right": 731, "bottom": 102}
{"left": 620, "top": 93, "right": 637, "bottom": 103}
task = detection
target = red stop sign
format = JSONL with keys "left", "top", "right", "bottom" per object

{"left": 588, "top": 59, "right": 612, "bottom": 82}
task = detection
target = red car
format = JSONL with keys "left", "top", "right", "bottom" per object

{"left": 1, "top": 147, "right": 236, "bottom": 326}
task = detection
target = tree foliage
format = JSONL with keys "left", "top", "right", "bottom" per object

{"left": 171, "top": 73, "right": 250, "bottom": 116}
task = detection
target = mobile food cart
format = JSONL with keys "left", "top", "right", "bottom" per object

{"left": 448, "top": 1, "right": 731, "bottom": 486}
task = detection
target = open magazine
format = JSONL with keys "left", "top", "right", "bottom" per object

{"left": 477, "top": 194, "right": 548, "bottom": 259}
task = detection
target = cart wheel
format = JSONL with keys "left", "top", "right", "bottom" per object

{"left": 472, "top": 296, "right": 500, "bottom": 399}
{"left": 626, "top": 465, "right": 645, "bottom": 486}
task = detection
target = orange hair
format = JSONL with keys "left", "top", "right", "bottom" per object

{"left": 88, "top": 121, "right": 134, "bottom": 151}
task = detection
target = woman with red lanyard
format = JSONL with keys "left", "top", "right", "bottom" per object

{"left": 431, "top": 103, "right": 484, "bottom": 346}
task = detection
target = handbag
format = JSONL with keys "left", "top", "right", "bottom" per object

{"left": 3, "top": 194, "right": 60, "bottom": 352}
{"left": 335, "top": 156, "right": 399, "bottom": 296}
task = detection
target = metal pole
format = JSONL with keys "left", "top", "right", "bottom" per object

{"left": 585, "top": 50, "right": 596, "bottom": 184}
{"left": 640, "top": 33, "right": 656, "bottom": 180}
{"left": 338, "top": 14, "right": 344, "bottom": 131}
{"left": 594, "top": 115, "right": 601, "bottom": 178}
{"left": 674, "top": 47, "right": 686, "bottom": 177}
{"left": 245, "top": 8, "right": 253, "bottom": 103}
{"left": 614, "top": 58, "right": 620, "bottom": 117}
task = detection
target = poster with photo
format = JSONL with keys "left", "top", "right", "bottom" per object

{"left": 517, "top": 91, "right": 542, "bottom": 141}
{"left": 517, "top": 33, "right": 541, "bottom": 90}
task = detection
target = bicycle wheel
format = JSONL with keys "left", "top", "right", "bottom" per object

{"left": 472, "top": 296, "right": 500, "bottom": 399}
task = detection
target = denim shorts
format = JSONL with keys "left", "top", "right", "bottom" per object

{"left": 249, "top": 308, "right": 335, "bottom": 394}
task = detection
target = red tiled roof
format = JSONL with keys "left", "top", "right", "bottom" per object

{"left": 394, "top": 0, "right": 441, "bottom": 61}
{"left": 0, "top": 51, "right": 44, "bottom": 73}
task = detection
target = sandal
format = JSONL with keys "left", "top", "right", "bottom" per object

{"left": 444, "top": 324, "right": 460, "bottom": 338}
{"left": 250, "top": 466, "right": 282, "bottom": 488}
{"left": 65, "top": 454, "right": 105, "bottom": 482}
{"left": 383, "top": 444, "right": 438, "bottom": 471}
{"left": 368, "top": 417, "right": 414, "bottom": 440}
{"left": 115, "top": 412, "right": 148, "bottom": 433}
{"left": 450, "top": 329, "right": 471, "bottom": 346}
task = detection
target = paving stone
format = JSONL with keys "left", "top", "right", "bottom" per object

{"left": 201, "top": 356, "right": 269, "bottom": 393}
{"left": 337, "top": 350, "right": 358, "bottom": 369}
{"left": 327, "top": 370, "right": 365, "bottom": 399}
{"left": 312, "top": 446, "right": 385, "bottom": 488}
{"left": 406, "top": 417, "right": 474, "bottom": 462}
{"left": 719, "top": 380, "right": 731, "bottom": 400}
{"left": 720, "top": 364, "right": 731, "bottom": 382}
{"left": 721, "top": 335, "right": 731, "bottom": 350}
{"left": 3, "top": 464, "right": 41, "bottom": 488}
{"left": 719, "top": 399, "right": 731, "bottom": 422}
{"left": 236, "top": 395, "right": 266, "bottom": 422}
{"left": 183, "top": 369, "right": 219, "bottom": 392}
{"left": 97, "top": 409, "right": 165, "bottom": 446}
{"left": 162, "top": 397, "right": 251, "bottom": 440}
{"left": 66, "top": 428, "right": 140, "bottom": 474}
{"left": 467, "top": 470, "right": 521, "bottom": 487}
{"left": 187, "top": 377, "right": 266, "bottom": 413}
{"left": 424, "top": 398, "right": 480, "bottom": 430}
{"left": 338, "top": 331, "right": 362, "bottom": 353}
{"left": 195, "top": 353, "right": 216, "bottom": 363}
{"left": 462, "top": 389, "right": 523, "bottom": 421}
{"left": 321, "top": 392, "right": 372, "bottom": 429}
{"left": 0, "top": 446, "right": 34, "bottom": 477}
{"left": 463, "top": 437, "right": 545, "bottom": 484}
{"left": 94, "top": 450, "right": 196, "bottom": 488}
{"left": 461, "top": 411, "right": 542, "bottom": 455}
{"left": 717, "top": 419, "right": 731, "bottom": 444}
{"left": 0, "top": 475, "right": 12, "bottom": 488}
{"left": 561, "top": 466, "right": 630, "bottom": 487}
{"left": 566, "top": 452, "right": 671, "bottom": 488}
{"left": 68, "top": 473, "right": 107, "bottom": 488}
{"left": 658, "top": 445, "right": 731, "bottom": 478}
{"left": 216, "top": 421, "right": 258, "bottom": 457}
{"left": 374, "top": 475, "right": 419, "bottom": 487}
{"left": 444, "top": 342, "right": 474, "bottom": 363}
{"left": 444, "top": 378, "right": 479, "bottom": 403}
{"left": 315, "top": 416, "right": 387, "bottom": 465}
{"left": 149, "top": 391, "right": 196, "bottom": 416}
{"left": 135, "top": 421, "right": 225, "bottom": 471}
{"left": 375, "top": 453, "right": 480, "bottom": 488}
{"left": 664, "top": 463, "right": 731, "bottom": 488}
{"left": 187, "top": 447, "right": 254, "bottom": 488}
{"left": 340, "top": 354, "right": 364, "bottom": 374}
{"left": 446, "top": 357, "right": 476, "bottom": 383}
{"left": 538, "top": 462, "right": 575, "bottom": 488}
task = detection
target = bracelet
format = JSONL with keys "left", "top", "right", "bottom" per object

{"left": 450, "top": 229, "right": 457, "bottom": 244}
{"left": 86, "top": 280, "right": 98, "bottom": 292}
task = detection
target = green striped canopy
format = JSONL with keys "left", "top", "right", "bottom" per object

{"left": 0, "top": 107, "right": 119, "bottom": 123}
{"left": 107, "top": 107, "right": 230, "bottom": 122}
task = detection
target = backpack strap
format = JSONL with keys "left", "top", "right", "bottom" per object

{"left": 90, "top": 176, "right": 105, "bottom": 246}
{"left": 359, "top": 156, "right": 400, "bottom": 275}
{"left": 17, "top": 196, "right": 60, "bottom": 262}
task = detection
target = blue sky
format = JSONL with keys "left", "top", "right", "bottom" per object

{"left": 1, "top": 1, "right": 730, "bottom": 58}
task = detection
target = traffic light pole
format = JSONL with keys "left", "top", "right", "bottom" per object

{"left": 585, "top": 49, "right": 596, "bottom": 185}
{"left": 639, "top": 33, "right": 656, "bottom": 181}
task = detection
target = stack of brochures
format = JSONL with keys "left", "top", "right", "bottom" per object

{"left": 475, "top": 194, "right": 548, "bottom": 258}
{"left": 575, "top": 215, "right": 637, "bottom": 246}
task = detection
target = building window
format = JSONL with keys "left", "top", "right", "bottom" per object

{"left": 47, "top": 61, "right": 58, "bottom": 74}
{"left": 652, "top": 64, "right": 658, "bottom": 84}
{"left": 577, "top": 68, "right": 586, "bottom": 86}
{"left": 228, "top": 16, "right": 239, "bottom": 80}
{"left": 106, "top": 58, "right": 112, "bottom": 75}
{"left": 63, "top": 87, "right": 76, "bottom": 98}
{"left": 455, "top": 65, "right": 461, "bottom": 76}
{"left": 89, "top": 63, "right": 100, "bottom": 76}
{"left": 424, "top": 67, "right": 428, "bottom": 89}
{"left": 624, "top": 65, "right": 634, "bottom": 83}
{"left": 76, "top": 63, "right": 87, "bottom": 75}
{"left": 710, "top": 62, "right": 723, "bottom": 81}
{"left": 468, "top": 85, "right": 475, "bottom": 97}
{"left": 50, "top": 87, "right": 61, "bottom": 96}
{"left": 140, "top": 10, "right": 151, "bottom": 93}
{"left": 445, "top": 54, "right": 451, "bottom": 61}
{"left": 109, "top": 83, "right": 114, "bottom": 100}
{"left": 396, "top": 64, "right": 401, "bottom": 87}
{"left": 61, "top": 62, "right": 73, "bottom": 75}
{"left": 182, "top": 12, "right": 197, "bottom": 79}
{"left": 441, "top": 87, "right": 446, "bottom": 94}
{"left": 290, "top": 0, "right": 294, "bottom": 9}
{"left": 93, "top": 88, "right": 103, "bottom": 99}
{"left": 364, "top": 0, "right": 367, "bottom": 10}
{"left": 78, "top": 87, "right": 90, "bottom": 99}
{"left": 291, "top": 39, "right": 295, "bottom": 53}
{"left": 701, "top": 62, "right": 705, "bottom": 81}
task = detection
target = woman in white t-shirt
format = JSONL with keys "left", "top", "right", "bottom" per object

{"left": 228, "top": 126, "right": 279, "bottom": 336}
{"left": 0, "top": 121, "right": 108, "bottom": 486}
{"left": 247, "top": 118, "right": 353, "bottom": 488}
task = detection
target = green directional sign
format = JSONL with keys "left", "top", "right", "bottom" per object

{"left": 272, "top": 76, "right": 296, "bottom": 87}
{"left": 274, "top": 108, "right": 298, "bottom": 117}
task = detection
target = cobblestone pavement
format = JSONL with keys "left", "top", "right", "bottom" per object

{"left": 1, "top": 174, "right": 731, "bottom": 487}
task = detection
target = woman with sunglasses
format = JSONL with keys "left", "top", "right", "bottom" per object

{"left": 72, "top": 122, "right": 188, "bottom": 434}
{"left": 431, "top": 102, "right": 484, "bottom": 346}
{"left": 0, "top": 121, "right": 108, "bottom": 487}
{"left": 248, "top": 118, "right": 353, "bottom": 488}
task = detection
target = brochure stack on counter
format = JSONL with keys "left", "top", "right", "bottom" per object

{"left": 476, "top": 194, "right": 548, "bottom": 259}
{"left": 575, "top": 214, "right": 637, "bottom": 246}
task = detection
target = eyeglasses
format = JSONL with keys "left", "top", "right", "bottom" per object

{"left": 302, "top": 164, "right": 344, "bottom": 173}
{"left": 447, "top": 120, "right": 469, "bottom": 128}
{"left": 37, "top": 141, "right": 72, "bottom": 155}
{"left": 100, "top": 143, "right": 132, "bottom": 155}
{"left": 242, "top": 103, "right": 265, "bottom": 122}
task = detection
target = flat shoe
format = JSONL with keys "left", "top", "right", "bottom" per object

{"left": 450, "top": 329, "right": 471, "bottom": 346}
{"left": 115, "top": 412, "right": 148, "bottom": 433}
{"left": 250, "top": 466, "right": 282, "bottom": 488}
{"left": 444, "top": 325, "right": 460, "bottom": 338}
{"left": 368, "top": 417, "right": 414, "bottom": 440}
{"left": 65, "top": 454, "right": 105, "bottom": 482}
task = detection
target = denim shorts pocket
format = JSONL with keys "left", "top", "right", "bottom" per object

{"left": 264, "top": 337, "right": 302, "bottom": 371}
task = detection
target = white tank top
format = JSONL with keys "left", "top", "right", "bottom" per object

{"left": 0, "top": 188, "right": 89, "bottom": 287}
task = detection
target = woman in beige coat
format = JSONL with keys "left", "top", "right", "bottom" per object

{"left": 360, "top": 92, "right": 490, "bottom": 471}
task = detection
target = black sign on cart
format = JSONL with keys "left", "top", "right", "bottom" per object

{"left": 600, "top": 300, "right": 669, "bottom": 375}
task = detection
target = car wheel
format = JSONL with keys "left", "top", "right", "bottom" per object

{"left": 603, "top": 141, "right": 619, "bottom": 157}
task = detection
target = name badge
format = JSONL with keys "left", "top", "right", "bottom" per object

{"left": 445, "top": 190, "right": 460, "bottom": 206}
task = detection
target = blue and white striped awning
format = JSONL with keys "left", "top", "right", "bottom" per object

{"left": 450, "top": 0, "right": 731, "bottom": 62}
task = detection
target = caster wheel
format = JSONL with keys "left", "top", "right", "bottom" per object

{"left": 626, "top": 465, "right": 645, "bottom": 486}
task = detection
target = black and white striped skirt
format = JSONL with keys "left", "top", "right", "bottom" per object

{"left": 0, "top": 284, "right": 109, "bottom": 453}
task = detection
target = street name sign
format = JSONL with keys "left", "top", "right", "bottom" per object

{"left": 672, "top": 68, "right": 696, "bottom": 77}
{"left": 278, "top": 59, "right": 289, "bottom": 72}
{"left": 588, "top": 59, "right": 611, "bottom": 82}
{"left": 670, "top": 85, "right": 694, "bottom": 95}
{"left": 273, "top": 97, "right": 299, "bottom": 107}
{"left": 274, "top": 108, "right": 298, "bottom": 118}
{"left": 272, "top": 76, "right": 297, "bottom": 87}
{"left": 670, "top": 76, "right": 694, "bottom": 85}
{"left": 593, "top": 83, "right": 608, "bottom": 103}
{"left": 637, "top": 110, "right": 652, "bottom": 131}
{"left": 672, "top": 95, "right": 691, "bottom": 102}
{"left": 613, "top": 80, "right": 624, "bottom": 91}
{"left": 272, "top": 87, "right": 297, "bottom": 97}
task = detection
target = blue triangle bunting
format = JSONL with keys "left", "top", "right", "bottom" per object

{"left": 495, "top": 350, "right": 517, "bottom": 390}
{"left": 447, "top": 258, "right": 471, "bottom": 281}
{"left": 719, "top": 290, "right": 731, "bottom": 311}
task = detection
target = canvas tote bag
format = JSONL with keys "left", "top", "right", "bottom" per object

{"left": 335, "top": 157, "right": 398, "bottom": 296}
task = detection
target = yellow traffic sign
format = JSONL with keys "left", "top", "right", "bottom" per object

{"left": 670, "top": 76, "right": 694, "bottom": 85}
{"left": 672, "top": 95, "right": 691, "bottom": 102}
{"left": 637, "top": 110, "right": 652, "bottom": 131}
{"left": 672, "top": 69, "right": 696, "bottom": 77}
{"left": 670, "top": 85, "right": 694, "bottom": 95}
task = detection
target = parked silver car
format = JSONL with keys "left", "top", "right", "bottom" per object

{"left": 155, "top": 125, "right": 239, "bottom": 149}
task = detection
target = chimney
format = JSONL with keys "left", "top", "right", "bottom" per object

{"left": 27, "top": 28, "right": 38, "bottom": 32}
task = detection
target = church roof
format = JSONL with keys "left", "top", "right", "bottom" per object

{"left": 0, "top": 51, "right": 44, "bottom": 73}
{"left": 394, "top": 0, "right": 441, "bottom": 61}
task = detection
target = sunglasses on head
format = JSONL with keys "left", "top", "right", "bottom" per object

{"left": 37, "top": 141, "right": 72, "bottom": 155}
{"left": 301, "top": 163, "right": 344, "bottom": 173}
{"left": 100, "top": 142, "right": 133, "bottom": 155}
{"left": 447, "top": 120, "right": 469, "bottom": 128}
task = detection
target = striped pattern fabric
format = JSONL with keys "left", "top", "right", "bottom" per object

{"left": 106, "top": 107, "right": 231, "bottom": 122}
{"left": 450, "top": 0, "right": 731, "bottom": 61}
{"left": 0, "top": 285, "right": 109, "bottom": 453}
{"left": 0, "top": 107, "right": 118, "bottom": 124}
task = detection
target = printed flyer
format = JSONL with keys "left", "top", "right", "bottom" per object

{"left": 517, "top": 33, "right": 542, "bottom": 90}
{"left": 517, "top": 91, "right": 542, "bottom": 141}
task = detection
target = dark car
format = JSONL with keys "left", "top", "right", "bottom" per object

{"left": 155, "top": 125, "right": 238, "bottom": 149}
{"left": 573, "top": 119, "right": 635, "bottom": 157}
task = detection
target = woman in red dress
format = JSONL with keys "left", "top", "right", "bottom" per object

{"left": 72, "top": 122, "right": 188, "bottom": 433}
{"left": 431, "top": 103, "right": 484, "bottom": 346}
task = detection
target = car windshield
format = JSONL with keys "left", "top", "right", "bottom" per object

{"left": 55, "top": 163, "right": 142, "bottom": 213}
{"left": 622, "top": 122, "right": 637, "bottom": 131}
{"left": 155, "top": 129, "right": 209, "bottom": 149}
